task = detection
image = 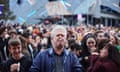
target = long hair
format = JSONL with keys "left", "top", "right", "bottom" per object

{"left": 113, "top": 35, "right": 119, "bottom": 45}
{"left": 98, "top": 39, "right": 120, "bottom": 66}
{"left": 81, "top": 33, "right": 97, "bottom": 57}
{"left": 105, "top": 43, "right": 120, "bottom": 66}
{"left": 97, "top": 39, "right": 110, "bottom": 52}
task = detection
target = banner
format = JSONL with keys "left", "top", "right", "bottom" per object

{"left": 0, "top": 5, "right": 4, "bottom": 16}
{"left": 77, "top": 14, "right": 82, "bottom": 20}
{"left": 46, "top": 1, "right": 71, "bottom": 15}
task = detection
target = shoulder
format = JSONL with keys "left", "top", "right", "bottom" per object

{"left": 21, "top": 55, "right": 32, "bottom": 63}
{"left": 38, "top": 48, "right": 50, "bottom": 56}
{"left": 68, "top": 51, "right": 77, "bottom": 57}
{"left": 2, "top": 58, "right": 13, "bottom": 65}
{"left": 102, "top": 60, "right": 119, "bottom": 72}
{"left": 103, "top": 60, "right": 118, "bottom": 68}
{"left": 34, "top": 48, "right": 51, "bottom": 59}
{"left": 1, "top": 58, "right": 13, "bottom": 70}
{"left": 89, "top": 55, "right": 99, "bottom": 62}
{"left": 66, "top": 51, "right": 79, "bottom": 62}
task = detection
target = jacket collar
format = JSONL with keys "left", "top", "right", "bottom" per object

{"left": 48, "top": 48, "right": 69, "bottom": 57}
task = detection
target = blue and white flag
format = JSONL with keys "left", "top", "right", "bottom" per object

{"left": 0, "top": 5, "right": 4, "bottom": 16}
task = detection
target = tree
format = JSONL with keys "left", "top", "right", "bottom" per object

{"left": 0, "top": 0, "right": 16, "bottom": 21}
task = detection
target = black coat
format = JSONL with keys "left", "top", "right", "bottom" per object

{"left": 0, "top": 37, "right": 9, "bottom": 61}
{"left": 1, "top": 55, "right": 32, "bottom": 72}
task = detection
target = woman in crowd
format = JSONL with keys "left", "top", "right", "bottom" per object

{"left": 109, "top": 35, "right": 119, "bottom": 46}
{"left": 80, "top": 33, "right": 97, "bottom": 71}
{"left": 87, "top": 39, "right": 120, "bottom": 72}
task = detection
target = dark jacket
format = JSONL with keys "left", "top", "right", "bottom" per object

{"left": 1, "top": 55, "right": 32, "bottom": 72}
{"left": 0, "top": 37, "right": 9, "bottom": 61}
{"left": 87, "top": 55, "right": 120, "bottom": 72}
{"left": 29, "top": 48, "right": 82, "bottom": 72}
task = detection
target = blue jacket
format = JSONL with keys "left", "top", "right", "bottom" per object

{"left": 29, "top": 48, "right": 82, "bottom": 72}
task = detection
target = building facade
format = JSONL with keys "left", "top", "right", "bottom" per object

{"left": 9, "top": 0, "right": 120, "bottom": 26}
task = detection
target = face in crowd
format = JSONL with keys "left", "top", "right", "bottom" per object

{"left": 96, "top": 32, "right": 105, "bottom": 41}
{"left": 51, "top": 26, "right": 67, "bottom": 50}
{"left": 100, "top": 47, "right": 109, "bottom": 58}
{"left": 86, "top": 37, "right": 96, "bottom": 49}
{"left": 8, "top": 38, "right": 23, "bottom": 60}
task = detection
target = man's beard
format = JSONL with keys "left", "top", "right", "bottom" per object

{"left": 56, "top": 44, "right": 64, "bottom": 49}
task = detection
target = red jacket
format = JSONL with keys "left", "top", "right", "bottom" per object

{"left": 87, "top": 55, "right": 120, "bottom": 72}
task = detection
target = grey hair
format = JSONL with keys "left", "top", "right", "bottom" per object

{"left": 51, "top": 25, "right": 67, "bottom": 38}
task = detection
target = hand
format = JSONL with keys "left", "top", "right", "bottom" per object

{"left": 84, "top": 56, "right": 89, "bottom": 60}
{"left": 91, "top": 52, "right": 99, "bottom": 55}
{"left": 10, "top": 63, "right": 20, "bottom": 72}
{"left": 90, "top": 47, "right": 97, "bottom": 52}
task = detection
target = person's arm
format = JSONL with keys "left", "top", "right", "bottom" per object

{"left": 87, "top": 55, "right": 99, "bottom": 72}
{"left": 1, "top": 61, "right": 9, "bottom": 72}
{"left": 29, "top": 52, "right": 42, "bottom": 72}
{"left": 72, "top": 53, "right": 83, "bottom": 72}
{"left": 20, "top": 57, "right": 32, "bottom": 72}
{"left": 89, "top": 54, "right": 99, "bottom": 66}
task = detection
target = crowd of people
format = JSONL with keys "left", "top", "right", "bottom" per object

{"left": 0, "top": 23, "right": 120, "bottom": 72}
